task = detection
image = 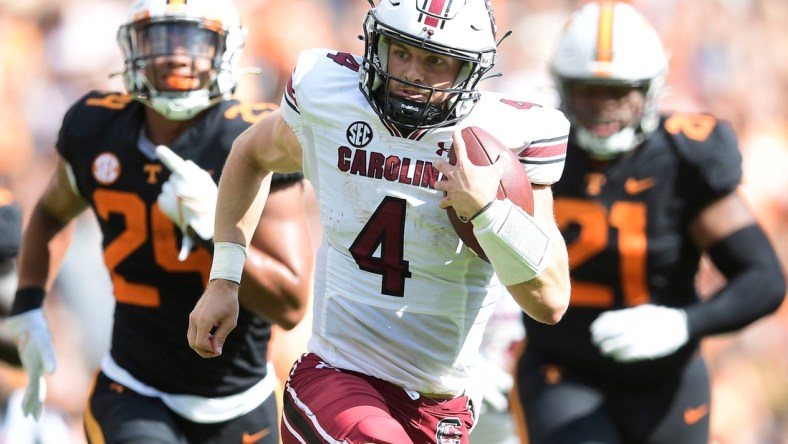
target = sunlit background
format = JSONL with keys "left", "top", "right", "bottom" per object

{"left": 0, "top": 1, "right": 785, "bottom": 443}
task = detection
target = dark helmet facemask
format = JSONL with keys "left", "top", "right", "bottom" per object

{"left": 372, "top": 65, "right": 477, "bottom": 131}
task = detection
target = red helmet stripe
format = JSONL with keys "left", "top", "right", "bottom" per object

{"left": 422, "top": 0, "right": 448, "bottom": 28}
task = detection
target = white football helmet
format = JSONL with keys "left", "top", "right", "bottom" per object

{"left": 117, "top": 0, "right": 246, "bottom": 120}
{"left": 360, "top": 0, "right": 498, "bottom": 130}
{"left": 551, "top": 1, "right": 667, "bottom": 159}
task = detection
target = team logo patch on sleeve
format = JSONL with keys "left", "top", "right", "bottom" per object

{"left": 92, "top": 152, "right": 121, "bottom": 185}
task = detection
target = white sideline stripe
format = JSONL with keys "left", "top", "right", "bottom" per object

{"left": 285, "top": 383, "right": 347, "bottom": 444}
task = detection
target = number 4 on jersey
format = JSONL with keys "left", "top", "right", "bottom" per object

{"left": 349, "top": 197, "right": 412, "bottom": 297}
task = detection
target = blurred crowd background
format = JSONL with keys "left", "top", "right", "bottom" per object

{"left": 0, "top": 0, "right": 786, "bottom": 443}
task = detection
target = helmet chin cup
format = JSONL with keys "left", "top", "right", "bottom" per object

{"left": 383, "top": 94, "right": 446, "bottom": 130}
{"left": 149, "top": 91, "right": 215, "bottom": 121}
{"left": 575, "top": 125, "right": 641, "bottom": 160}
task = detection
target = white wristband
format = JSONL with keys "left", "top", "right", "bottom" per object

{"left": 209, "top": 242, "right": 247, "bottom": 285}
{"left": 471, "top": 199, "right": 549, "bottom": 285}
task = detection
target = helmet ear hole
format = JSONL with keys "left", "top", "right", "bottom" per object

{"left": 371, "top": 34, "right": 389, "bottom": 92}
{"left": 454, "top": 63, "right": 472, "bottom": 88}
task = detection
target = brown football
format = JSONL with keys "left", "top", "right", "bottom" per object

{"left": 446, "top": 126, "right": 534, "bottom": 263}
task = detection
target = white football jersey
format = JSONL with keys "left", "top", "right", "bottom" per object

{"left": 280, "top": 48, "right": 568, "bottom": 396}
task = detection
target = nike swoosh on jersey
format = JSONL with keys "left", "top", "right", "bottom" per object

{"left": 624, "top": 177, "right": 656, "bottom": 195}
{"left": 541, "top": 365, "right": 563, "bottom": 385}
{"left": 683, "top": 403, "right": 709, "bottom": 425}
{"left": 242, "top": 428, "right": 271, "bottom": 444}
{"left": 108, "top": 382, "right": 126, "bottom": 394}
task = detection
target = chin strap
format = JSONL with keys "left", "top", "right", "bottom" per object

{"left": 382, "top": 94, "right": 446, "bottom": 129}
{"left": 574, "top": 125, "right": 643, "bottom": 160}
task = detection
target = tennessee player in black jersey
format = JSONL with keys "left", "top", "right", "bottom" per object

{"left": 5, "top": 0, "right": 315, "bottom": 443}
{"left": 512, "top": 2, "right": 786, "bottom": 444}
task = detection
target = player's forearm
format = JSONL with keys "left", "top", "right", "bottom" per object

{"left": 504, "top": 186, "right": 570, "bottom": 324}
{"left": 237, "top": 178, "right": 316, "bottom": 328}
{"left": 239, "top": 248, "right": 312, "bottom": 329}
{"left": 17, "top": 202, "right": 75, "bottom": 291}
{"left": 508, "top": 222, "right": 570, "bottom": 324}
{"left": 17, "top": 160, "right": 86, "bottom": 290}
{"left": 685, "top": 224, "right": 786, "bottom": 336}
{"left": 214, "top": 139, "right": 273, "bottom": 247}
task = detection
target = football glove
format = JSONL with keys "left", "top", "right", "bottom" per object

{"left": 5, "top": 308, "right": 56, "bottom": 420}
{"left": 590, "top": 304, "right": 689, "bottom": 363}
{"left": 156, "top": 145, "right": 217, "bottom": 260}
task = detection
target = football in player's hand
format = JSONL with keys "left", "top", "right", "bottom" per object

{"left": 446, "top": 126, "right": 534, "bottom": 263}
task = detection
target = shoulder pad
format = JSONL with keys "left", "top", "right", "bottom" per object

{"left": 467, "top": 92, "right": 569, "bottom": 185}
{"left": 661, "top": 112, "right": 742, "bottom": 195}
{"left": 215, "top": 99, "right": 278, "bottom": 126}
{"left": 59, "top": 91, "right": 136, "bottom": 144}
{"left": 202, "top": 100, "right": 279, "bottom": 155}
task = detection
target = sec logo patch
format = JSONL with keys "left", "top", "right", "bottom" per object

{"left": 346, "top": 121, "right": 373, "bottom": 148}
{"left": 92, "top": 152, "right": 121, "bottom": 185}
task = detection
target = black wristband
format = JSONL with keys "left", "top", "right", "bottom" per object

{"left": 470, "top": 199, "right": 497, "bottom": 222}
{"left": 9, "top": 287, "right": 46, "bottom": 316}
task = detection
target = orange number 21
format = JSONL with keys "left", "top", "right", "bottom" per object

{"left": 555, "top": 198, "right": 649, "bottom": 308}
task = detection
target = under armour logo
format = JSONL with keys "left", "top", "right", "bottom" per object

{"left": 436, "top": 142, "right": 450, "bottom": 156}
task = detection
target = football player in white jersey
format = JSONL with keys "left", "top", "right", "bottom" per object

{"left": 188, "top": 1, "right": 571, "bottom": 442}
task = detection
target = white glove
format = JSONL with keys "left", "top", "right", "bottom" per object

{"left": 5, "top": 308, "right": 56, "bottom": 420}
{"left": 590, "top": 304, "right": 689, "bottom": 363}
{"left": 156, "top": 145, "right": 217, "bottom": 260}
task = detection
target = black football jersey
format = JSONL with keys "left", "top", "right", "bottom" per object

{"left": 57, "top": 91, "right": 299, "bottom": 397}
{"left": 524, "top": 112, "right": 742, "bottom": 385}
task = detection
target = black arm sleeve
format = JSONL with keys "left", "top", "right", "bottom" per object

{"left": 685, "top": 224, "right": 786, "bottom": 337}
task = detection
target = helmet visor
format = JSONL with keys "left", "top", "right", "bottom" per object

{"left": 127, "top": 21, "right": 220, "bottom": 92}
{"left": 138, "top": 22, "right": 219, "bottom": 58}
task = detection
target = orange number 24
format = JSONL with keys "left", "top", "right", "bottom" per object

{"left": 93, "top": 189, "right": 211, "bottom": 308}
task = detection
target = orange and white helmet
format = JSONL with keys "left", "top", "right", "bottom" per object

{"left": 551, "top": 1, "right": 667, "bottom": 158}
{"left": 117, "top": 0, "right": 245, "bottom": 120}
{"left": 360, "top": 0, "right": 499, "bottom": 130}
